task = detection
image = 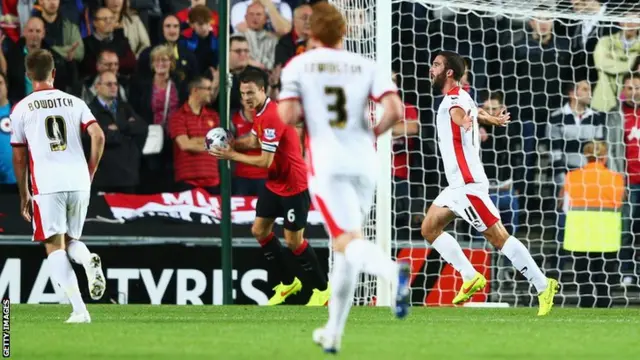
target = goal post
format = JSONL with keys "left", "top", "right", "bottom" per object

{"left": 329, "top": 0, "right": 640, "bottom": 308}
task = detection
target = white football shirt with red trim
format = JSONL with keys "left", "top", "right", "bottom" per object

{"left": 10, "top": 89, "right": 97, "bottom": 195}
{"left": 279, "top": 47, "right": 397, "bottom": 176}
{"left": 436, "top": 86, "right": 488, "bottom": 188}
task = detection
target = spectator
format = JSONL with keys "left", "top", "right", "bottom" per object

{"left": 274, "top": 2, "right": 311, "bottom": 68}
{"left": 476, "top": 91, "right": 522, "bottom": 237}
{"left": 241, "top": 1, "right": 279, "bottom": 71}
{"left": 0, "top": 34, "right": 7, "bottom": 74}
{"left": 175, "top": 0, "right": 220, "bottom": 40}
{"left": 390, "top": 71, "right": 419, "bottom": 227}
{"left": 549, "top": 80, "right": 606, "bottom": 187}
{"left": 621, "top": 72, "right": 640, "bottom": 284}
{"left": 35, "top": 0, "right": 84, "bottom": 62}
{"left": 227, "top": 34, "right": 268, "bottom": 111}
{"left": 0, "top": 72, "right": 14, "bottom": 188}
{"left": 179, "top": 4, "right": 218, "bottom": 74}
{"left": 129, "top": 44, "right": 187, "bottom": 128}
{"left": 231, "top": 0, "right": 291, "bottom": 36}
{"left": 562, "top": 141, "right": 623, "bottom": 308}
{"left": 169, "top": 76, "right": 220, "bottom": 194}
{"left": 130, "top": 44, "right": 189, "bottom": 193}
{"left": 88, "top": 71, "right": 147, "bottom": 193}
{"left": 0, "top": 0, "right": 34, "bottom": 43}
{"left": 568, "top": 0, "right": 614, "bottom": 84}
{"left": 104, "top": 0, "right": 150, "bottom": 57}
{"left": 81, "top": 49, "right": 129, "bottom": 103}
{"left": 81, "top": 7, "right": 137, "bottom": 79}
{"left": 231, "top": 99, "right": 267, "bottom": 195}
{"left": 500, "top": 9, "right": 570, "bottom": 123}
{"left": 138, "top": 14, "right": 198, "bottom": 83}
{"left": 593, "top": 16, "right": 640, "bottom": 112}
{"left": 4, "top": 17, "right": 71, "bottom": 104}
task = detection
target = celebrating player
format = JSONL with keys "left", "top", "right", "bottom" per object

{"left": 10, "top": 49, "right": 106, "bottom": 323}
{"left": 423, "top": 50, "right": 559, "bottom": 315}
{"left": 277, "top": 2, "right": 411, "bottom": 354}
{"left": 210, "top": 69, "right": 330, "bottom": 306}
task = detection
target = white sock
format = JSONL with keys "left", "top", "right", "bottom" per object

{"left": 344, "top": 239, "right": 398, "bottom": 281}
{"left": 431, "top": 232, "right": 477, "bottom": 281}
{"left": 48, "top": 250, "right": 87, "bottom": 314}
{"left": 501, "top": 236, "right": 548, "bottom": 294}
{"left": 325, "top": 253, "right": 358, "bottom": 338}
{"left": 66, "top": 240, "right": 92, "bottom": 269}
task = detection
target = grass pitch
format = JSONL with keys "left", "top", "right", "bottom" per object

{"left": 8, "top": 305, "right": 640, "bottom": 359}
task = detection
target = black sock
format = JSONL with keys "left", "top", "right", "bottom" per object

{"left": 258, "top": 233, "right": 296, "bottom": 285}
{"left": 291, "top": 240, "right": 328, "bottom": 291}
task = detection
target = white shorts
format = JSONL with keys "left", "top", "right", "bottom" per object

{"left": 308, "top": 172, "right": 376, "bottom": 238}
{"left": 433, "top": 183, "right": 500, "bottom": 232}
{"left": 32, "top": 191, "right": 90, "bottom": 241}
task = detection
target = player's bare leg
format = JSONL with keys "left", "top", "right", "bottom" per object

{"left": 483, "top": 222, "right": 559, "bottom": 316}
{"left": 283, "top": 228, "right": 330, "bottom": 306}
{"left": 65, "top": 235, "right": 105, "bottom": 300}
{"left": 252, "top": 217, "right": 302, "bottom": 305}
{"left": 44, "top": 234, "right": 90, "bottom": 323}
{"left": 315, "top": 230, "right": 410, "bottom": 354}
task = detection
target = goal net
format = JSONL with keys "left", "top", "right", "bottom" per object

{"left": 330, "top": 0, "right": 640, "bottom": 308}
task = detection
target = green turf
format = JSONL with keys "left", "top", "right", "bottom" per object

{"left": 7, "top": 305, "right": 640, "bottom": 359}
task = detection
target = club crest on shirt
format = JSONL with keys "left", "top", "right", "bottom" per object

{"left": 264, "top": 128, "right": 276, "bottom": 140}
{"left": 0, "top": 117, "right": 10, "bottom": 134}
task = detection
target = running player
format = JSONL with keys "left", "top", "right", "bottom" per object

{"left": 210, "top": 69, "right": 330, "bottom": 306}
{"left": 422, "top": 50, "right": 559, "bottom": 315}
{"left": 277, "top": 2, "right": 410, "bottom": 354}
{"left": 10, "top": 49, "right": 106, "bottom": 323}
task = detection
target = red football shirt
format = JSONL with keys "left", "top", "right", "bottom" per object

{"left": 251, "top": 98, "right": 307, "bottom": 196}
{"left": 232, "top": 110, "right": 267, "bottom": 179}
{"left": 392, "top": 103, "right": 419, "bottom": 179}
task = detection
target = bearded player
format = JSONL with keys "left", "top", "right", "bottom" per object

{"left": 422, "top": 50, "right": 559, "bottom": 315}
{"left": 277, "top": 2, "right": 411, "bottom": 354}
{"left": 210, "top": 69, "right": 330, "bottom": 306}
{"left": 11, "top": 49, "right": 106, "bottom": 323}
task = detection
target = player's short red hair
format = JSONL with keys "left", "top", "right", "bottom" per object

{"left": 310, "top": 2, "right": 346, "bottom": 48}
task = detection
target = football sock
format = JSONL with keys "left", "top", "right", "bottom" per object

{"left": 258, "top": 233, "right": 296, "bottom": 285}
{"left": 501, "top": 236, "right": 548, "bottom": 294}
{"left": 325, "top": 252, "right": 357, "bottom": 338}
{"left": 66, "top": 240, "right": 92, "bottom": 269}
{"left": 292, "top": 240, "right": 328, "bottom": 291}
{"left": 344, "top": 239, "right": 398, "bottom": 281}
{"left": 48, "top": 249, "right": 87, "bottom": 314}
{"left": 432, "top": 232, "right": 477, "bottom": 281}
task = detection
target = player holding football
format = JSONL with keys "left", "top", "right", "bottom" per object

{"left": 277, "top": 2, "right": 411, "bottom": 354}
{"left": 423, "top": 50, "right": 559, "bottom": 315}
{"left": 10, "top": 49, "right": 106, "bottom": 323}
{"left": 210, "top": 69, "right": 330, "bottom": 306}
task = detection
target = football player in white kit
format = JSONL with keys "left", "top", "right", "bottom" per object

{"left": 10, "top": 49, "right": 106, "bottom": 323}
{"left": 422, "top": 51, "right": 559, "bottom": 316}
{"left": 277, "top": 2, "right": 411, "bottom": 354}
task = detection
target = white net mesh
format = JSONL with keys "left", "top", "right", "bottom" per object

{"left": 330, "top": 0, "right": 640, "bottom": 308}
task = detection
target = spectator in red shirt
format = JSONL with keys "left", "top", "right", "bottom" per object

{"left": 169, "top": 76, "right": 220, "bottom": 194}
{"left": 175, "top": 0, "right": 219, "bottom": 39}
{"left": 231, "top": 100, "right": 267, "bottom": 195}
{"left": 621, "top": 72, "right": 640, "bottom": 283}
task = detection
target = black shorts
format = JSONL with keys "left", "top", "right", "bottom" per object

{"left": 255, "top": 187, "right": 310, "bottom": 231}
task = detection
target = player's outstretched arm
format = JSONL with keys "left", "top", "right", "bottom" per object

{"left": 477, "top": 107, "right": 510, "bottom": 127}
{"left": 86, "top": 122, "right": 105, "bottom": 180}
{"left": 373, "top": 93, "right": 404, "bottom": 137}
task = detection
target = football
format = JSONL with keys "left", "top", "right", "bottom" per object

{"left": 205, "top": 127, "right": 233, "bottom": 150}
